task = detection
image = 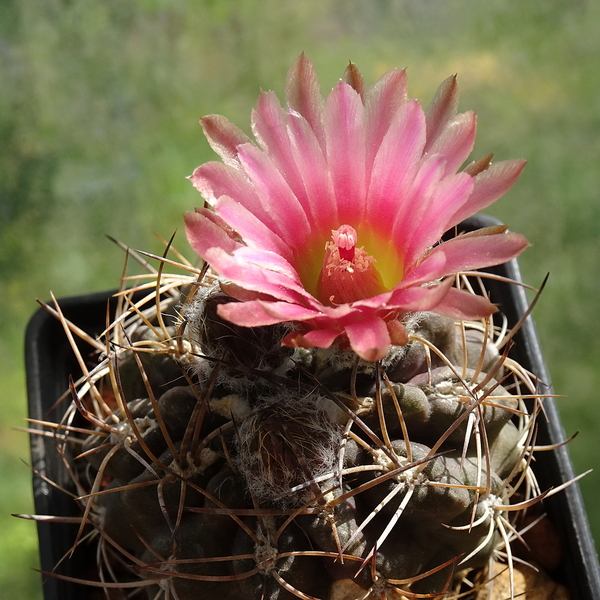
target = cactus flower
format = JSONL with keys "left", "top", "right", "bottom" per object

{"left": 185, "top": 55, "right": 528, "bottom": 361}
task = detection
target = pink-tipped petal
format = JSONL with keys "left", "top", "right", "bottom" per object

{"left": 214, "top": 195, "right": 290, "bottom": 259}
{"left": 191, "top": 162, "right": 290, "bottom": 253}
{"left": 389, "top": 154, "right": 445, "bottom": 252}
{"left": 367, "top": 99, "right": 426, "bottom": 233}
{"left": 285, "top": 54, "right": 325, "bottom": 148}
{"left": 364, "top": 68, "right": 408, "bottom": 173}
{"left": 220, "top": 282, "right": 274, "bottom": 303}
{"left": 218, "top": 299, "right": 319, "bottom": 327}
{"left": 251, "top": 92, "right": 307, "bottom": 204}
{"left": 184, "top": 209, "right": 243, "bottom": 257}
{"left": 432, "top": 287, "right": 498, "bottom": 320}
{"left": 449, "top": 159, "right": 527, "bottom": 226}
{"left": 426, "top": 111, "right": 477, "bottom": 175}
{"left": 236, "top": 143, "right": 311, "bottom": 244}
{"left": 431, "top": 230, "right": 530, "bottom": 275}
{"left": 232, "top": 246, "right": 302, "bottom": 280}
{"left": 388, "top": 277, "right": 454, "bottom": 312}
{"left": 203, "top": 247, "right": 312, "bottom": 305}
{"left": 282, "top": 328, "right": 342, "bottom": 350}
{"left": 325, "top": 82, "right": 367, "bottom": 224}
{"left": 251, "top": 91, "right": 289, "bottom": 153}
{"left": 351, "top": 290, "right": 395, "bottom": 310}
{"left": 201, "top": 115, "right": 252, "bottom": 167}
{"left": 252, "top": 91, "right": 333, "bottom": 229}
{"left": 190, "top": 162, "right": 264, "bottom": 215}
{"left": 287, "top": 111, "right": 338, "bottom": 228}
{"left": 345, "top": 316, "right": 391, "bottom": 362}
{"left": 425, "top": 74, "right": 459, "bottom": 152}
{"left": 403, "top": 170, "right": 474, "bottom": 262}
{"left": 400, "top": 249, "right": 448, "bottom": 288}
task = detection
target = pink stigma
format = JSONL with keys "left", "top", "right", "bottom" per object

{"left": 332, "top": 225, "right": 357, "bottom": 261}
{"left": 317, "top": 225, "right": 386, "bottom": 305}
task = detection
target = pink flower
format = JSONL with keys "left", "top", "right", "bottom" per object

{"left": 185, "top": 55, "right": 528, "bottom": 362}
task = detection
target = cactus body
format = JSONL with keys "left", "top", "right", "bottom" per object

{"left": 34, "top": 270, "right": 550, "bottom": 600}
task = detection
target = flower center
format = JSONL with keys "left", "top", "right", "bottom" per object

{"left": 317, "top": 225, "right": 386, "bottom": 305}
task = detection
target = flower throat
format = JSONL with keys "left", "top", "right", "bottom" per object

{"left": 317, "top": 225, "right": 386, "bottom": 305}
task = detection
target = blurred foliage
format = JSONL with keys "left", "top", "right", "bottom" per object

{"left": 2, "top": 0, "right": 600, "bottom": 597}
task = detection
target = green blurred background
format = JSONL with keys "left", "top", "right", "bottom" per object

{"left": 2, "top": 0, "right": 599, "bottom": 596}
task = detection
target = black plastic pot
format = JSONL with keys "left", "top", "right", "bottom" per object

{"left": 25, "top": 215, "right": 600, "bottom": 599}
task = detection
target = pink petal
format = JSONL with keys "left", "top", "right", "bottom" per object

{"left": 287, "top": 111, "right": 338, "bottom": 229}
{"left": 325, "top": 82, "right": 367, "bottom": 224}
{"left": 388, "top": 278, "right": 454, "bottom": 312}
{"left": 200, "top": 115, "right": 252, "bottom": 167}
{"left": 400, "top": 249, "right": 448, "bottom": 288}
{"left": 424, "top": 74, "right": 459, "bottom": 153}
{"left": 431, "top": 287, "right": 498, "bottom": 320}
{"left": 364, "top": 68, "right": 408, "bottom": 175}
{"left": 404, "top": 171, "right": 474, "bottom": 262}
{"left": 214, "top": 192, "right": 291, "bottom": 261}
{"left": 285, "top": 54, "right": 325, "bottom": 148}
{"left": 449, "top": 159, "right": 527, "bottom": 226}
{"left": 190, "top": 162, "right": 269, "bottom": 222}
{"left": 236, "top": 143, "right": 312, "bottom": 244}
{"left": 218, "top": 299, "right": 320, "bottom": 327}
{"left": 426, "top": 111, "right": 477, "bottom": 176}
{"left": 282, "top": 328, "right": 342, "bottom": 350}
{"left": 389, "top": 154, "right": 446, "bottom": 252}
{"left": 367, "top": 99, "right": 426, "bottom": 234}
{"left": 316, "top": 303, "right": 356, "bottom": 320}
{"left": 252, "top": 92, "right": 307, "bottom": 202}
{"left": 190, "top": 163, "right": 291, "bottom": 257}
{"left": 204, "top": 247, "right": 312, "bottom": 305}
{"left": 232, "top": 246, "right": 302, "bottom": 280}
{"left": 350, "top": 290, "right": 395, "bottom": 310}
{"left": 252, "top": 91, "right": 335, "bottom": 230}
{"left": 345, "top": 316, "right": 391, "bottom": 362}
{"left": 184, "top": 209, "right": 242, "bottom": 258}
{"left": 220, "top": 282, "right": 273, "bottom": 303}
{"left": 431, "top": 231, "right": 530, "bottom": 275}
{"left": 251, "top": 91, "right": 289, "bottom": 153}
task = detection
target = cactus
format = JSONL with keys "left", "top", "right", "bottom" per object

{"left": 23, "top": 56, "right": 573, "bottom": 599}
{"left": 27, "top": 257, "right": 562, "bottom": 600}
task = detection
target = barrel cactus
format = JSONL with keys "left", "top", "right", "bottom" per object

{"left": 28, "top": 56, "right": 568, "bottom": 599}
